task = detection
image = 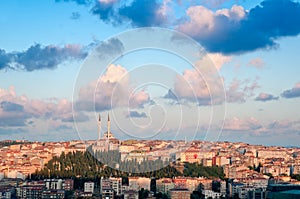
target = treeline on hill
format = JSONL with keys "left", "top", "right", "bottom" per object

{"left": 183, "top": 163, "right": 225, "bottom": 180}
{"left": 30, "top": 151, "right": 181, "bottom": 188}
{"left": 30, "top": 151, "right": 225, "bottom": 188}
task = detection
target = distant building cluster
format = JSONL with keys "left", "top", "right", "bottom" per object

{"left": 0, "top": 178, "right": 73, "bottom": 199}
{"left": 0, "top": 140, "right": 86, "bottom": 179}
{"left": 0, "top": 176, "right": 224, "bottom": 199}
{"left": 2, "top": 175, "right": 300, "bottom": 198}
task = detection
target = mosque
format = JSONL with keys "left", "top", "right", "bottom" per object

{"left": 91, "top": 114, "right": 120, "bottom": 152}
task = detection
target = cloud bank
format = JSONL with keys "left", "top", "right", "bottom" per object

{"left": 91, "top": 0, "right": 168, "bottom": 27}
{"left": 74, "top": 64, "right": 150, "bottom": 112}
{"left": 179, "top": 0, "right": 300, "bottom": 54}
{"left": 0, "top": 86, "right": 73, "bottom": 127}
{"left": 59, "top": 0, "right": 300, "bottom": 54}
{"left": 0, "top": 44, "right": 87, "bottom": 71}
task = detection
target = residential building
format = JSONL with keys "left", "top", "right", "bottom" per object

{"left": 169, "top": 188, "right": 190, "bottom": 199}
{"left": 84, "top": 182, "right": 94, "bottom": 193}
{"left": 124, "top": 190, "right": 138, "bottom": 199}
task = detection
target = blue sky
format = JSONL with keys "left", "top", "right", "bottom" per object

{"left": 0, "top": 0, "right": 300, "bottom": 146}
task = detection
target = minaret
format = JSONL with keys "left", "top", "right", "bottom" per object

{"left": 98, "top": 114, "right": 101, "bottom": 140}
{"left": 107, "top": 114, "right": 110, "bottom": 136}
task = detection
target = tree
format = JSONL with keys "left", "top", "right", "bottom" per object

{"left": 65, "top": 190, "right": 74, "bottom": 199}
{"left": 183, "top": 163, "right": 225, "bottom": 179}
{"left": 190, "top": 190, "right": 204, "bottom": 199}
{"left": 139, "top": 188, "right": 149, "bottom": 199}
{"left": 291, "top": 174, "right": 300, "bottom": 181}
{"left": 190, "top": 183, "right": 205, "bottom": 199}
{"left": 212, "top": 181, "right": 221, "bottom": 193}
{"left": 254, "top": 163, "right": 262, "bottom": 173}
{"left": 155, "top": 192, "right": 168, "bottom": 199}
{"left": 233, "top": 193, "right": 240, "bottom": 199}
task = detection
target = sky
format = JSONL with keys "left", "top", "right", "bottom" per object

{"left": 0, "top": 0, "right": 300, "bottom": 146}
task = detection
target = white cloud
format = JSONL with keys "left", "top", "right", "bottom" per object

{"left": 166, "top": 63, "right": 258, "bottom": 105}
{"left": 216, "top": 5, "right": 245, "bottom": 20}
{"left": 0, "top": 86, "right": 73, "bottom": 129}
{"left": 76, "top": 64, "right": 150, "bottom": 111}
{"left": 166, "top": 64, "right": 225, "bottom": 106}
{"left": 223, "top": 117, "right": 262, "bottom": 131}
{"left": 179, "top": 6, "right": 215, "bottom": 38}
{"left": 178, "top": 5, "right": 246, "bottom": 40}
{"left": 100, "top": 64, "right": 128, "bottom": 83}
{"left": 207, "top": 53, "right": 232, "bottom": 70}
{"left": 226, "top": 78, "right": 260, "bottom": 103}
{"left": 173, "top": 68, "right": 213, "bottom": 102}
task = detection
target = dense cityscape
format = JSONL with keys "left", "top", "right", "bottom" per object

{"left": 1, "top": 116, "right": 300, "bottom": 199}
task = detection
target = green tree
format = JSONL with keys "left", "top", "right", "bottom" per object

{"left": 139, "top": 188, "right": 149, "bottom": 199}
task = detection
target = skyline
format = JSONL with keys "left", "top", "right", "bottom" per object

{"left": 0, "top": 0, "right": 300, "bottom": 146}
